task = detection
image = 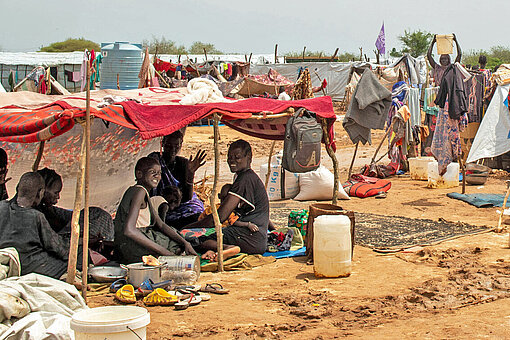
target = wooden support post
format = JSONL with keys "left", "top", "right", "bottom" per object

{"left": 497, "top": 181, "right": 510, "bottom": 233}
{"left": 359, "top": 47, "right": 363, "bottom": 61}
{"left": 203, "top": 48, "right": 208, "bottom": 62}
{"left": 210, "top": 114, "right": 224, "bottom": 272}
{"left": 330, "top": 48, "right": 339, "bottom": 61}
{"left": 32, "top": 141, "right": 45, "bottom": 171}
{"left": 81, "top": 65, "right": 92, "bottom": 301}
{"left": 66, "top": 130, "right": 86, "bottom": 285}
{"left": 321, "top": 119, "right": 339, "bottom": 205}
{"left": 347, "top": 141, "right": 359, "bottom": 180}
{"left": 274, "top": 44, "right": 278, "bottom": 64}
{"left": 265, "top": 141, "right": 276, "bottom": 189}
{"left": 302, "top": 46, "right": 306, "bottom": 61}
{"left": 371, "top": 120, "right": 394, "bottom": 164}
{"left": 460, "top": 156, "right": 466, "bottom": 195}
{"left": 116, "top": 74, "right": 120, "bottom": 90}
{"left": 248, "top": 53, "right": 252, "bottom": 63}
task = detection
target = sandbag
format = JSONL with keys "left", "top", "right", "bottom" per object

{"left": 294, "top": 166, "right": 350, "bottom": 201}
{"left": 259, "top": 151, "right": 299, "bottom": 201}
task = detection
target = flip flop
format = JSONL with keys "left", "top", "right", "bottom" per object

{"left": 143, "top": 288, "right": 178, "bottom": 306}
{"left": 198, "top": 293, "right": 211, "bottom": 301}
{"left": 375, "top": 191, "right": 387, "bottom": 199}
{"left": 110, "top": 278, "right": 127, "bottom": 293}
{"left": 140, "top": 279, "right": 173, "bottom": 291}
{"left": 174, "top": 293, "right": 202, "bottom": 310}
{"left": 115, "top": 284, "right": 136, "bottom": 304}
{"left": 174, "top": 284, "right": 201, "bottom": 293}
{"left": 200, "top": 283, "right": 229, "bottom": 294}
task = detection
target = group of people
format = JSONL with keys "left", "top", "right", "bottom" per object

{"left": 0, "top": 132, "right": 271, "bottom": 279}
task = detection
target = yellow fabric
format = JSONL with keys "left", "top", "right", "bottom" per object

{"left": 199, "top": 204, "right": 238, "bottom": 227}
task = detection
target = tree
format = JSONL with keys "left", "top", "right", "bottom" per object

{"left": 39, "top": 38, "right": 100, "bottom": 52}
{"left": 389, "top": 47, "right": 400, "bottom": 58}
{"left": 463, "top": 46, "right": 510, "bottom": 70}
{"left": 142, "top": 36, "right": 187, "bottom": 54}
{"left": 396, "top": 29, "right": 433, "bottom": 57}
{"left": 188, "top": 42, "right": 222, "bottom": 54}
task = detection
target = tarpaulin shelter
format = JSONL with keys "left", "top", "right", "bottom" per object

{"left": 0, "top": 85, "right": 338, "bottom": 288}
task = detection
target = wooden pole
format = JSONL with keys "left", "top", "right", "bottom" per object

{"left": 210, "top": 114, "right": 224, "bottom": 272}
{"left": 265, "top": 141, "right": 276, "bottom": 189}
{"left": 203, "top": 48, "right": 208, "bottom": 62}
{"left": 32, "top": 141, "right": 45, "bottom": 171}
{"left": 371, "top": 120, "right": 394, "bottom": 164}
{"left": 302, "top": 46, "right": 306, "bottom": 61}
{"left": 497, "top": 181, "right": 510, "bottom": 233}
{"left": 116, "top": 74, "right": 120, "bottom": 90}
{"left": 248, "top": 53, "right": 252, "bottom": 63}
{"left": 81, "top": 65, "right": 92, "bottom": 301}
{"left": 66, "top": 128, "right": 86, "bottom": 285}
{"left": 321, "top": 119, "right": 339, "bottom": 205}
{"left": 330, "top": 48, "right": 339, "bottom": 61}
{"left": 347, "top": 141, "right": 359, "bottom": 180}
{"left": 274, "top": 44, "right": 278, "bottom": 64}
{"left": 460, "top": 155, "right": 466, "bottom": 195}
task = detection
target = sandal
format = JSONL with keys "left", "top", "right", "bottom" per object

{"left": 200, "top": 283, "right": 229, "bottom": 294}
{"left": 174, "top": 293, "right": 201, "bottom": 310}
{"left": 110, "top": 278, "right": 127, "bottom": 293}
{"left": 174, "top": 284, "right": 201, "bottom": 293}
{"left": 143, "top": 288, "right": 178, "bottom": 306}
{"left": 115, "top": 284, "right": 136, "bottom": 304}
{"left": 140, "top": 279, "right": 173, "bottom": 291}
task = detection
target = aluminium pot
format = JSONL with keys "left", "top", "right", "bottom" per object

{"left": 121, "top": 262, "right": 162, "bottom": 288}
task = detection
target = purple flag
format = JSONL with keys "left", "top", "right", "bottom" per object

{"left": 375, "top": 23, "right": 385, "bottom": 55}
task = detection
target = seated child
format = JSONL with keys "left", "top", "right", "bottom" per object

{"left": 113, "top": 157, "right": 197, "bottom": 264}
{"left": 151, "top": 185, "right": 182, "bottom": 222}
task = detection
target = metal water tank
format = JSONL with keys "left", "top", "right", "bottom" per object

{"left": 100, "top": 42, "right": 143, "bottom": 90}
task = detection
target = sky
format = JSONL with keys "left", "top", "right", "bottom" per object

{"left": 2, "top": 0, "right": 510, "bottom": 56}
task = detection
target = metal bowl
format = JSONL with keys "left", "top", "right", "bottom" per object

{"left": 88, "top": 266, "right": 127, "bottom": 283}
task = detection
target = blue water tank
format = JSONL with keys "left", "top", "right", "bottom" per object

{"left": 100, "top": 42, "right": 143, "bottom": 90}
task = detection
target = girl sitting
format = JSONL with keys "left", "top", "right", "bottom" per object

{"left": 114, "top": 157, "right": 197, "bottom": 264}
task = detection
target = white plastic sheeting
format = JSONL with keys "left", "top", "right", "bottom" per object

{"left": 467, "top": 84, "right": 510, "bottom": 163}
{"left": 250, "top": 62, "right": 353, "bottom": 101}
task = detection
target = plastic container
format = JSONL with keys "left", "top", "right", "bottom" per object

{"left": 436, "top": 34, "right": 454, "bottom": 55}
{"left": 158, "top": 255, "right": 200, "bottom": 285}
{"left": 313, "top": 215, "right": 352, "bottom": 278}
{"left": 71, "top": 306, "right": 150, "bottom": 340}
{"left": 409, "top": 157, "right": 436, "bottom": 181}
{"left": 100, "top": 42, "right": 143, "bottom": 90}
{"left": 427, "top": 161, "right": 459, "bottom": 188}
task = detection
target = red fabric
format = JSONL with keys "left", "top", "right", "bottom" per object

{"left": 153, "top": 58, "right": 196, "bottom": 73}
{"left": 342, "top": 177, "right": 391, "bottom": 198}
{"left": 39, "top": 75, "right": 46, "bottom": 94}
{"left": 119, "top": 96, "right": 336, "bottom": 146}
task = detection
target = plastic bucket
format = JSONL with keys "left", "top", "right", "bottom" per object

{"left": 305, "top": 203, "right": 355, "bottom": 262}
{"left": 71, "top": 306, "right": 150, "bottom": 340}
{"left": 436, "top": 34, "right": 454, "bottom": 55}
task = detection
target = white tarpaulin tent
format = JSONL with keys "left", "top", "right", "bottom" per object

{"left": 467, "top": 84, "right": 510, "bottom": 163}
{"left": 250, "top": 62, "right": 353, "bottom": 101}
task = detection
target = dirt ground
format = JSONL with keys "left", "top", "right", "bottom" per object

{"left": 7, "top": 123, "right": 510, "bottom": 339}
{"left": 112, "top": 126, "right": 510, "bottom": 339}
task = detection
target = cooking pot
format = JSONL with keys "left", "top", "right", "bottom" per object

{"left": 121, "top": 262, "right": 162, "bottom": 288}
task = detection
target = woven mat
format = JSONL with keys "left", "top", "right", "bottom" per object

{"left": 354, "top": 213, "right": 492, "bottom": 252}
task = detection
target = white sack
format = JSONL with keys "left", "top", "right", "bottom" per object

{"left": 294, "top": 166, "right": 349, "bottom": 201}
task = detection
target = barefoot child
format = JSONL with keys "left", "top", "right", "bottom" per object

{"left": 114, "top": 157, "right": 197, "bottom": 264}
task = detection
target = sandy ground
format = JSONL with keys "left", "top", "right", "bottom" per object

{"left": 5, "top": 123, "right": 510, "bottom": 339}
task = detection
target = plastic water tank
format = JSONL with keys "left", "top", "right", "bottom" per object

{"left": 100, "top": 42, "right": 143, "bottom": 90}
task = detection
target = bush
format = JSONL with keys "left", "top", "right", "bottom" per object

{"left": 39, "top": 38, "right": 100, "bottom": 52}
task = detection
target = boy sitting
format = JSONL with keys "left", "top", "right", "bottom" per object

{"left": 113, "top": 157, "right": 197, "bottom": 264}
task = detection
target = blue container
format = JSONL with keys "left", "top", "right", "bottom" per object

{"left": 100, "top": 42, "right": 143, "bottom": 90}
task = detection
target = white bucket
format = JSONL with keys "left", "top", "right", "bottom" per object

{"left": 71, "top": 306, "right": 150, "bottom": 340}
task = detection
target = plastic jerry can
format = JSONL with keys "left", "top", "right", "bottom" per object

{"left": 313, "top": 215, "right": 352, "bottom": 278}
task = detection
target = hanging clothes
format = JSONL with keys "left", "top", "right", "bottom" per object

{"left": 408, "top": 87, "right": 421, "bottom": 127}
{"left": 424, "top": 87, "right": 439, "bottom": 116}
{"left": 464, "top": 73, "right": 484, "bottom": 123}
{"left": 292, "top": 68, "right": 313, "bottom": 100}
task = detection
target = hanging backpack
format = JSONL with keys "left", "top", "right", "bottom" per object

{"left": 282, "top": 108, "right": 323, "bottom": 173}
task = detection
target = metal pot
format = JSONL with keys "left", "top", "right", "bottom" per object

{"left": 121, "top": 262, "right": 162, "bottom": 288}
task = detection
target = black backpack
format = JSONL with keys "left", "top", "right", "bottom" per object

{"left": 282, "top": 108, "right": 323, "bottom": 173}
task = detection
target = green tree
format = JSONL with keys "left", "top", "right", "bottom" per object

{"left": 39, "top": 38, "right": 100, "bottom": 52}
{"left": 142, "top": 36, "right": 187, "bottom": 54}
{"left": 389, "top": 47, "right": 401, "bottom": 58}
{"left": 337, "top": 52, "right": 357, "bottom": 62}
{"left": 463, "top": 46, "right": 510, "bottom": 70}
{"left": 188, "top": 41, "right": 222, "bottom": 54}
{"left": 396, "top": 29, "right": 433, "bottom": 57}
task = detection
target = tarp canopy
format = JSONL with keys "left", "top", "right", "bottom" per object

{"left": 0, "top": 87, "right": 336, "bottom": 146}
{"left": 466, "top": 84, "right": 510, "bottom": 163}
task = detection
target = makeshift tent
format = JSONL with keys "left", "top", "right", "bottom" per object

{"left": 13, "top": 66, "right": 70, "bottom": 95}
{"left": 466, "top": 84, "right": 510, "bottom": 163}
{"left": 235, "top": 69, "right": 293, "bottom": 97}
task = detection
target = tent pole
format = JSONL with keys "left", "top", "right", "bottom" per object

{"left": 347, "top": 141, "right": 359, "bottom": 180}
{"left": 274, "top": 44, "right": 278, "bottom": 64}
{"left": 371, "top": 120, "right": 394, "bottom": 164}
{"left": 81, "top": 65, "right": 92, "bottom": 301}
{"left": 210, "top": 113, "right": 224, "bottom": 272}
{"left": 265, "top": 140, "right": 276, "bottom": 189}
{"left": 321, "top": 118, "right": 339, "bottom": 205}
{"left": 497, "top": 181, "right": 510, "bottom": 233}
{"left": 32, "top": 141, "right": 45, "bottom": 171}
{"left": 66, "top": 128, "right": 86, "bottom": 285}
{"left": 460, "top": 154, "right": 466, "bottom": 195}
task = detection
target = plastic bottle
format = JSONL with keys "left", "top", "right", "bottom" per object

{"left": 158, "top": 256, "right": 200, "bottom": 285}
